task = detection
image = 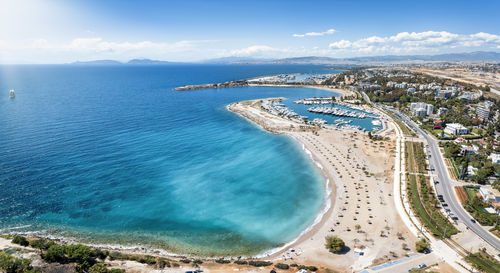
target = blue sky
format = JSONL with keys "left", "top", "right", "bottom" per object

{"left": 1, "top": 0, "right": 499, "bottom": 63}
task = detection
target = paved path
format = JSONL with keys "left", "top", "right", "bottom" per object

{"left": 388, "top": 107, "right": 500, "bottom": 252}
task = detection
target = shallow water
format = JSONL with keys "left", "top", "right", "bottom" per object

{"left": 0, "top": 64, "right": 350, "bottom": 255}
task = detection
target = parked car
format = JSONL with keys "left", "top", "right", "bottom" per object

{"left": 471, "top": 219, "right": 476, "bottom": 223}
{"left": 418, "top": 263, "right": 427, "bottom": 268}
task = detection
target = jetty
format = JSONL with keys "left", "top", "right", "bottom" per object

{"left": 174, "top": 80, "right": 248, "bottom": 91}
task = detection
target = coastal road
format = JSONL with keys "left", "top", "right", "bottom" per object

{"left": 382, "top": 106, "right": 500, "bottom": 252}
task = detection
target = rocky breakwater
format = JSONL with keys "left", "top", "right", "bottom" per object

{"left": 174, "top": 80, "right": 248, "bottom": 91}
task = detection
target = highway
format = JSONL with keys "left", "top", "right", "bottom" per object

{"left": 382, "top": 106, "right": 500, "bottom": 251}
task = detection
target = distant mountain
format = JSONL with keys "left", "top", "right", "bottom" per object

{"left": 71, "top": 60, "right": 123, "bottom": 65}
{"left": 203, "top": 51, "right": 500, "bottom": 64}
{"left": 127, "top": 59, "right": 174, "bottom": 65}
{"left": 70, "top": 52, "right": 500, "bottom": 66}
{"left": 70, "top": 59, "right": 179, "bottom": 65}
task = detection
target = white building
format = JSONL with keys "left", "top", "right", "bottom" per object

{"left": 443, "top": 123, "right": 469, "bottom": 135}
{"left": 410, "top": 102, "right": 434, "bottom": 116}
{"left": 461, "top": 145, "right": 478, "bottom": 155}
{"left": 476, "top": 101, "right": 494, "bottom": 120}
{"left": 488, "top": 153, "right": 500, "bottom": 164}
{"left": 479, "top": 186, "right": 500, "bottom": 203}
{"left": 458, "top": 91, "right": 479, "bottom": 101}
{"left": 437, "top": 107, "right": 448, "bottom": 116}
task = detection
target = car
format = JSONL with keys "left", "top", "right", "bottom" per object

{"left": 445, "top": 208, "right": 451, "bottom": 212}
{"left": 437, "top": 194, "right": 443, "bottom": 198}
{"left": 418, "top": 263, "right": 427, "bottom": 268}
{"left": 471, "top": 219, "right": 476, "bottom": 223}
{"left": 434, "top": 180, "right": 439, "bottom": 184}
{"left": 451, "top": 216, "right": 459, "bottom": 221}
{"left": 422, "top": 249, "right": 431, "bottom": 254}
{"left": 442, "top": 203, "right": 448, "bottom": 207}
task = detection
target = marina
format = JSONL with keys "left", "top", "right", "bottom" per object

{"left": 307, "top": 106, "right": 377, "bottom": 119}
{"left": 259, "top": 97, "right": 383, "bottom": 132}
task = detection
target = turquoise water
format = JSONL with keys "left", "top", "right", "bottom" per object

{"left": 0, "top": 65, "right": 345, "bottom": 256}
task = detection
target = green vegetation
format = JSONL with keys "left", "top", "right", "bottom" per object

{"left": 215, "top": 259, "right": 230, "bottom": 264}
{"left": 233, "top": 260, "right": 248, "bottom": 265}
{"left": 248, "top": 261, "right": 273, "bottom": 267}
{"left": 407, "top": 174, "right": 459, "bottom": 238}
{"left": 465, "top": 252, "right": 500, "bottom": 273}
{"left": 386, "top": 111, "right": 413, "bottom": 136}
{"left": 88, "top": 264, "right": 125, "bottom": 273}
{"left": 324, "top": 235, "right": 345, "bottom": 253}
{"left": 11, "top": 236, "right": 29, "bottom": 247}
{"left": 464, "top": 196, "right": 500, "bottom": 227}
{"left": 415, "top": 239, "right": 430, "bottom": 253}
{"left": 0, "top": 251, "right": 39, "bottom": 273}
{"left": 274, "top": 263, "right": 289, "bottom": 270}
{"left": 442, "top": 140, "right": 500, "bottom": 183}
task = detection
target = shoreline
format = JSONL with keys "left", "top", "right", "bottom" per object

{"left": 255, "top": 134, "right": 341, "bottom": 259}
{"left": 225, "top": 98, "right": 416, "bottom": 271}
{"left": 225, "top": 100, "right": 343, "bottom": 259}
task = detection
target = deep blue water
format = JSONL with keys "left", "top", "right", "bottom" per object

{"left": 0, "top": 64, "right": 343, "bottom": 256}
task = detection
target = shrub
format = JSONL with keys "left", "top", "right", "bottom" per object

{"left": 12, "top": 235, "right": 29, "bottom": 247}
{"left": 108, "top": 251, "right": 129, "bottom": 261}
{"left": 215, "top": 259, "right": 230, "bottom": 264}
{"left": 180, "top": 259, "right": 191, "bottom": 264}
{"left": 29, "top": 239, "right": 54, "bottom": 252}
{"left": 157, "top": 258, "right": 170, "bottom": 268}
{"left": 233, "top": 260, "right": 247, "bottom": 265}
{"left": 325, "top": 235, "right": 345, "bottom": 253}
{"left": 307, "top": 265, "right": 318, "bottom": 271}
{"left": 275, "top": 263, "right": 289, "bottom": 269}
{"left": 42, "top": 245, "right": 67, "bottom": 263}
{"left": 65, "top": 244, "right": 93, "bottom": 263}
{"left": 415, "top": 239, "right": 430, "bottom": 253}
{"left": 88, "top": 263, "right": 108, "bottom": 273}
{"left": 0, "top": 251, "right": 37, "bottom": 273}
{"left": 248, "top": 260, "right": 272, "bottom": 267}
{"left": 108, "top": 269, "right": 125, "bottom": 273}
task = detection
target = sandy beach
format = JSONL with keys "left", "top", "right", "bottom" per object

{"left": 228, "top": 98, "right": 418, "bottom": 272}
{"left": 1, "top": 97, "right": 417, "bottom": 273}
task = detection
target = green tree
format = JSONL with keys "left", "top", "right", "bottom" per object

{"left": 415, "top": 239, "right": 430, "bottom": 253}
{"left": 0, "top": 251, "right": 37, "bottom": 273}
{"left": 42, "top": 245, "right": 66, "bottom": 263}
{"left": 325, "top": 236, "right": 345, "bottom": 253}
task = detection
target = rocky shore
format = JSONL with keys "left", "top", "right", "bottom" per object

{"left": 174, "top": 80, "right": 248, "bottom": 90}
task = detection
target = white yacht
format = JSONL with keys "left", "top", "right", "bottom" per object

{"left": 9, "top": 89, "right": 15, "bottom": 98}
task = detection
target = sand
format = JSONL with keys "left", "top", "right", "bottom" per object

{"left": 228, "top": 98, "right": 418, "bottom": 272}
{"left": 1, "top": 96, "right": 416, "bottom": 273}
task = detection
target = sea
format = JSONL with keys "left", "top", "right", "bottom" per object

{"left": 0, "top": 64, "right": 369, "bottom": 256}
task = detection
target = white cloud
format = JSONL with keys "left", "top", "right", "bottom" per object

{"left": 329, "top": 31, "right": 500, "bottom": 54}
{"left": 229, "top": 45, "right": 286, "bottom": 57}
{"left": 0, "top": 37, "right": 218, "bottom": 63}
{"left": 293, "top": 28, "right": 336, "bottom": 38}
{"left": 329, "top": 40, "right": 352, "bottom": 49}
